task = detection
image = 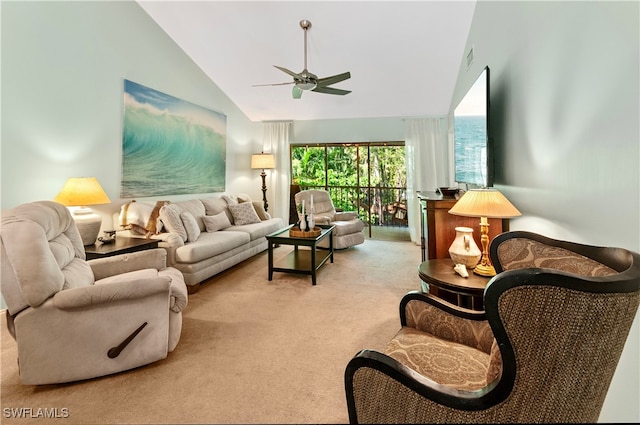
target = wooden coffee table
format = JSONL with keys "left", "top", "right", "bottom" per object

{"left": 266, "top": 224, "right": 334, "bottom": 285}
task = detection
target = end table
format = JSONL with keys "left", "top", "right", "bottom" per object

{"left": 85, "top": 237, "right": 159, "bottom": 261}
{"left": 418, "top": 258, "right": 491, "bottom": 311}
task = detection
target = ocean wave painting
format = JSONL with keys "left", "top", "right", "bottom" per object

{"left": 121, "top": 80, "right": 226, "bottom": 198}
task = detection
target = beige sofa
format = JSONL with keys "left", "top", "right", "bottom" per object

{"left": 115, "top": 195, "right": 284, "bottom": 292}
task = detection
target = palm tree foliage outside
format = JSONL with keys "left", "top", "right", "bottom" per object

{"left": 291, "top": 142, "right": 407, "bottom": 226}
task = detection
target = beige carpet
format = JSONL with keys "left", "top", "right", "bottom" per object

{"left": 1, "top": 239, "right": 421, "bottom": 424}
{"left": 364, "top": 225, "right": 410, "bottom": 242}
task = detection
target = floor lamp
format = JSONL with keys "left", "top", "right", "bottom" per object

{"left": 54, "top": 177, "right": 112, "bottom": 246}
{"left": 448, "top": 188, "right": 521, "bottom": 276}
{"left": 251, "top": 152, "right": 275, "bottom": 212}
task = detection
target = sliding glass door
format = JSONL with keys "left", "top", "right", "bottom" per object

{"left": 291, "top": 142, "right": 406, "bottom": 234}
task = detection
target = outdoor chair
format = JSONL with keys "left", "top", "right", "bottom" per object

{"left": 344, "top": 230, "right": 640, "bottom": 423}
{"left": 1, "top": 201, "right": 188, "bottom": 385}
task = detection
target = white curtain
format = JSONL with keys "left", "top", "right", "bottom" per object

{"left": 261, "top": 121, "right": 292, "bottom": 221}
{"left": 404, "top": 117, "right": 452, "bottom": 243}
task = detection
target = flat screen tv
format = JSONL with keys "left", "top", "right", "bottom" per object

{"left": 454, "top": 66, "right": 492, "bottom": 188}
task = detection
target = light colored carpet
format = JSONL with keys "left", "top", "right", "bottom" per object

{"left": 364, "top": 225, "right": 411, "bottom": 242}
{"left": 1, "top": 239, "right": 421, "bottom": 424}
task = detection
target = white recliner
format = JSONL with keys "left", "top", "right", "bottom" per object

{"left": 295, "top": 190, "right": 365, "bottom": 249}
{"left": 1, "top": 201, "right": 188, "bottom": 385}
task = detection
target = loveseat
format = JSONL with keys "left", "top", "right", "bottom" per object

{"left": 114, "top": 194, "right": 284, "bottom": 292}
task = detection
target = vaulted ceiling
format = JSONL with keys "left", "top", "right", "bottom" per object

{"left": 138, "top": 1, "right": 476, "bottom": 122}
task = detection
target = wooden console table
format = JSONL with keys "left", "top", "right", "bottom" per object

{"left": 418, "top": 258, "right": 490, "bottom": 311}
{"left": 417, "top": 191, "right": 508, "bottom": 261}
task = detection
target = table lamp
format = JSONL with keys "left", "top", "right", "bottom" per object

{"left": 54, "top": 177, "right": 112, "bottom": 246}
{"left": 448, "top": 188, "right": 521, "bottom": 276}
{"left": 251, "top": 152, "right": 275, "bottom": 212}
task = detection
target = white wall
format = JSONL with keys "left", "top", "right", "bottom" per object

{"left": 1, "top": 1, "right": 263, "bottom": 220}
{"left": 453, "top": 1, "right": 639, "bottom": 422}
{"left": 292, "top": 117, "right": 405, "bottom": 143}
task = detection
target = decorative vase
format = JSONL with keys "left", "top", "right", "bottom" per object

{"left": 299, "top": 215, "right": 307, "bottom": 232}
{"left": 308, "top": 211, "right": 315, "bottom": 230}
{"left": 448, "top": 226, "right": 482, "bottom": 268}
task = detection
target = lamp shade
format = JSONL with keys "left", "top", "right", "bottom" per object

{"left": 448, "top": 188, "right": 521, "bottom": 218}
{"left": 54, "top": 177, "right": 111, "bottom": 206}
{"left": 251, "top": 153, "right": 275, "bottom": 170}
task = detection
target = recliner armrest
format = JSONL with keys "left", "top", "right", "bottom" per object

{"left": 334, "top": 211, "right": 359, "bottom": 221}
{"left": 164, "top": 267, "right": 188, "bottom": 313}
{"left": 88, "top": 248, "right": 167, "bottom": 280}
{"left": 52, "top": 277, "right": 171, "bottom": 309}
{"left": 313, "top": 215, "right": 332, "bottom": 225}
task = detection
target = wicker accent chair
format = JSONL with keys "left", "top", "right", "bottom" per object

{"left": 345, "top": 231, "right": 640, "bottom": 423}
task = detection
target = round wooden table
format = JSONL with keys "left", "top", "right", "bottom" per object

{"left": 418, "top": 258, "right": 491, "bottom": 311}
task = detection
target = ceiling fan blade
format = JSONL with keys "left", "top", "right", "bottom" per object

{"left": 312, "top": 86, "right": 351, "bottom": 96}
{"left": 274, "top": 65, "right": 301, "bottom": 79}
{"left": 316, "top": 72, "right": 351, "bottom": 88}
{"left": 252, "top": 81, "right": 295, "bottom": 87}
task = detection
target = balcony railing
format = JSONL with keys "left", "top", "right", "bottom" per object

{"left": 300, "top": 185, "right": 408, "bottom": 228}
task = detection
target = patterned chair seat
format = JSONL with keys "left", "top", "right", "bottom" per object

{"left": 385, "top": 327, "right": 492, "bottom": 391}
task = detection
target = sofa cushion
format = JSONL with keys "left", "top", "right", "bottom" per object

{"left": 201, "top": 197, "right": 227, "bottom": 215}
{"left": 174, "top": 199, "right": 206, "bottom": 231}
{"left": 228, "top": 202, "right": 261, "bottom": 226}
{"left": 201, "top": 197, "right": 234, "bottom": 224}
{"left": 174, "top": 231, "right": 250, "bottom": 263}
{"left": 222, "top": 194, "right": 239, "bottom": 205}
{"left": 224, "top": 218, "right": 284, "bottom": 241}
{"left": 251, "top": 201, "right": 270, "bottom": 221}
{"left": 203, "top": 211, "right": 232, "bottom": 232}
{"left": 160, "top": 204, "right": 187, "bottom": 242}
{"left": 180, "top": 211, "right": 201, "bottom": 242}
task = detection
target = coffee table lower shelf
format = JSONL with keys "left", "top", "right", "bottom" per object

{"left": 271, "top": 248, "right": 333, "bottom": 283}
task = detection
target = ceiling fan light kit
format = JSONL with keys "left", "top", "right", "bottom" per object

{"left": 254, "top": 19, "right": 351, "bottom": 99}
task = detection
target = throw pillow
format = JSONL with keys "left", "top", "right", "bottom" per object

{"left": 221, "top": 194, "right": 239, "bottom": 205}
{"left": 202, "top": 211, "right": 232, "bottom": 232}
{"left": 251, "top": 201, "right": 269, "bottom": 221}
{"left": 180, "top": 211, "right": 201, "bottom": 242}
{"left": 228, "top": 202, "right": 261, "bottom": 226}
{"left": 237, "top": 193, "right": 252, "bottom": 203}
{"left": 160, "top": 204, "right": 187, "bottom": 242}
